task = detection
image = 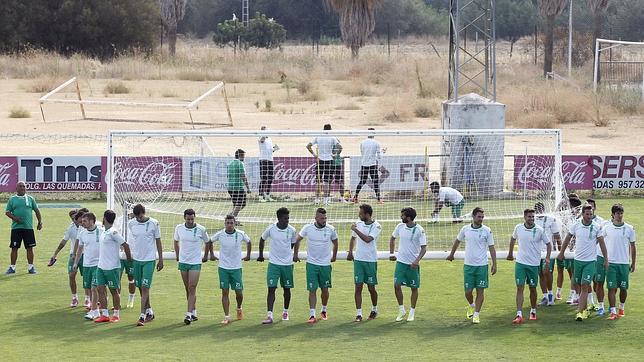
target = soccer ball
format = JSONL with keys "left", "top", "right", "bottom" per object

{"left": 343, "top": 190, "right": 351, "bottom": 200}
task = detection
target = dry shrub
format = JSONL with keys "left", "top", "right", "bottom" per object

{"left": 103, "top": 81, "right": 130, "bottom": 94}
{"left": 379, "top": 94, "right": 414, "bottom": 123}
{"left": 26, "top": 77, "right": 63, "bottom": 93}
{"left": 303, "top": 89, "right": 325, "bottom": 102}
{"left": 344, "top": 81, "right": 373, "bottom": 97}
{"left": 9, "top": 107, "right": 31, "bottom": 118}
{"left": 335, "top": 102, "right": 361, "bottom": 110}
{"left": 414, "top": 104, "right": 434, "bottom": 118}
{"left": 161, "top": 89, "right": 178, "bottom": 98}
{"left": 514, "top": 113, "right": 555, "bottom": 129}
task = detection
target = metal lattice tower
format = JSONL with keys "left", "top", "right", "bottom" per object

{"left": 242, "top": 0, "right": 249, "bottom": 26}
{"left": 448, "top": 0, "right": 497, "bottom": 101}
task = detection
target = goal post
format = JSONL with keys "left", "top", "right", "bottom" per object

{"left": 107, "top": 129, "right": 570, "bottom": 259}
{"left": 593, "top": 38, "right": 644, "bottom": 97}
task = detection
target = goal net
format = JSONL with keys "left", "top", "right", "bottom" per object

{"left": 107, "top": 129, "right": 571, "bottom": 257}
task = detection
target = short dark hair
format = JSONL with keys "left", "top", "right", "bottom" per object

{"left": 78, "top": 207, "right": 89, "bottom": 213}
{"left": 611, "top": 203, "right": 624, "bottom": 215}
{"left": 569, "top": 198, "right": 582, "bottom": 208}
{"left": 68, "top": 209, "right": 77, "bottom": 217}
{"left": 235, "top": 149, "right": 245, "bottom": 159}
{"left": 103, "top": 210, "right": 116, "bottom": 224}
{"left": 132, "top": 204, "right": 145, "bottom": 216}
{"left": 83, "top": 212, "right": 96, "bottom": 223}
{"left": 359, "top": 204, "right": 373, "bottom": 217}
{"left": 74, "top": 211, "right": 86, "bottom": 221}
{"left": 581, "top": 204, "right": 593, "bottom": 214}
{"left": 225, "top": 214, "right": 235, "bottom": 221}
{"left": 316, "top": 207, "right": 327, "bottom": 215}
{"left": 276, "top": 207, "right": 289, "bottom": 218}
{"left": 586, "top": 198, "right": 596, "bottom": 207}
{"left": 184, "top": 208, "right": 196, "bottom": 217}
{"left": 534, "top": 202, "right": 545, "bottom": 213}
{"left": 401, "top": 207, "right": 417, "bottom": 220}
{"left": 323, "top": 124, "right": 331, "bottom": 130}
{"left": 429, "top": 182, "right": 440, "bottom": 192}
{"left": 568, "top": 193, "right": 579, "bottom": 199}
{"left": 472, "top": 207, "right": 485, "bottom": 217}
{"left": 524, "top": 208, "right": 535, "bottom": 216}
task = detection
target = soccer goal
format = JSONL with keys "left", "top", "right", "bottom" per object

{"left": 593, "top": 38, "right": 644, "bottom": 98}
{"left": 107, "top": 129, "right": 571, "bottom": 258}
{"left": 39, "top": 77, "right": 233, "bottom": 128}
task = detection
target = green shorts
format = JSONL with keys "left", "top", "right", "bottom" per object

{"left": 306, "top": 263, "right": 332, "bottom": 291}
{"left": 82, "top": 265, "right": 97, "bottom": 289}
{"left": 607, "top": 263, "right": 630, "bottom": 290}
{"left": 573, "top": 260, "right": 596, "bottom": 286}
{"left": 564, "top": 258, "right": 575, "bottom": 271}
{"left": 133, "top": 260, "right": 156, "bottom": 289}
{"left": 267, "top": 263, "right": 294, "bottom": 289}
{"left": 219, "top": 267, "right": 243, "bottom": 290}
{"left": 556, "top": 258, "right": 565, "bottom": 269}
{"left": 394, "top": 261, "right": 420, "bottom": 288}
{"left": 178, "top": 262, "right": 202, "bottom": 272}
{"left": 68, "top": 255, "right": 84, "bottom": 275}
{"left": 540, "top": 258, "right": 555, "bottom": 274}
{"left": 464, "top": 264, "right": 488, "bottom": 290}
{"left": 95, "top": 267, "right": 121, "bottom": 289}
{"left": 354, "top": 260, "right": 378, "bottom": 285}
{"left": 594, "top": 256, "right": 606, "bottom": 283}
{"left": 515, "top": 262, "right": 540, "bottom": 288}
{"left": 448, "top": 199, "right": 465, "bottom": 219}
{"left": 120, "top": 259, "right": 134, "bottom": 279}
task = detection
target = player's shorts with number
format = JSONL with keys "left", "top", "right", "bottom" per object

{"left": 96, "top": 267, "right": 121, "bottom": 289}
{"left": 82, "top": 265, "right": 97, "bottom": 289}
{"left": 594, "top": 256, "right": 607, "bottom": 283}
{"left": 573, "top": 259, "right": 596, "bottom": 285}
{"left": 607, "top": 263, "right": 630, "bottom": 290}
{"left": 120, "top": 259, "right": 134, "bottom": 278}
{"left": 463, "top": 264, "right": 488, "bottom": 290}
{"left": 306, "top": 263, "right": 332, "bottom": 291}
{"left": 178, "top": 262, "right": 202, "bottom": 272}
{"left": 219, "top": 267, "right": 244, "bottom": 290}
{"left": 354, "top": 260, "right": 378, "bottom": 285}
{"left": 68, "top": 255, "right": 84, "bottom": 276}
{"left": 540, "top": 258, "right": 555, "bottom": 274}
{"left": 394, "top": 261, "right": 420, "bottom": 288}
{"left": 267, "top": 263, "right": 294, "bottom": 288}
{"left": 564, "top": 259, "right": 575, "bottom": 271}
{"left": 133, "top": 260, "right": 156, "bottom": 288}
{"left": 515, "top": 262, "right": 539, "bottom": 288}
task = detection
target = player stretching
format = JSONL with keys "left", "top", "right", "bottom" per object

{"left": 603, "top": 204, "right": 636, "bottom": 320}
{"left": 507, "top": 209, "right": 551, "bottom": 323}
{"left": 72, "top": 212, "right": 102, "bottom": 321}
{"left": 447, "top": 207, "right": 497, "bottom": 324}
{"left": 208, "top": 215, "right": 251, "bottom": 325}
{"left": 557, "top": 204, "right": 607, "bottom": 321}
{"left": 347, "top": 204, "right": 382, "bottom": 322}
{"left": 534, "top": 202, "right": 561, "bottom": 306}
{"left": 306, "top": 124, "right": 342, "bottom": 205}
{"left": 94, "top": 210, "right": 132, "bottom": 323}
{"left": 430, "top": 182, "right": 465, "bottom": 223}
{"left": 295, "top": 208, "right": 339, "bottom": 323}
{"left": 174, "top": 209, "right": 209, "bottom": 325}
{"left": 48, "top": 210, "right": 84, "bottom": 307}
{"left": 390, "top": 207, "right": 427, "bottom": 322}
{"left": 258, "top": 208, "right": 298, "bottom": 324}
{"left": 128, "top": 204, "right": 164, "bottom": 326}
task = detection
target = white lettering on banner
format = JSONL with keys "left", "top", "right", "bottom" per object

{"left": 517, "top": 160, "right": 551, "bottom": 186}
{"left": 113, "top": 161, "right": 177, "bottom": 188}
{"left": 273, "top": 162, "right": 317, "bottom": 187}
{"left": 561, "top": 160, "right": 590, "bottom": 187}
{"left": 0, "top": 162, "right": 12, "bottom": 186}
{"left": 514, "top": 155, "right": 593, "bottom": 190}
{"left": 591, "top": 155, "right": 644, "bottom": 189}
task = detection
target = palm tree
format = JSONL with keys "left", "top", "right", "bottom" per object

{"left": 326, "top": 0, "right": 381, "bottom": 59}
{"left": 538, "top": 0, "right": 568, "bottom": 77}
{"left": 586, "top": 0, "right": 609, "bottom": 53}
{"left": 159, "top": 0, "right": 188, "bottom": 58}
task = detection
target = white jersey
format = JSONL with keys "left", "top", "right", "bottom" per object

{"left": 261, "top": 223, "right": 297, "bottom": 266}
{"left": 258, "top": 136, "right": 274, "bottom": 161}
{"left": 211, "top": 229, "right": 251, "bottom": 270}
{"left": 512, "top": 224, "right": 550, "bottom": 267}
{"left": 438, "top": 187, "right": 464, "bottom": 205}
{"left": 98, "top": 227, "right": 126, "bottom": 270}
{"left": 311, "top": 136, "right": 339, "bottom": 161}
{"left": 79, "top": 226, "right": 103, "bottom": 267}
{"left": 359, "top": 138, "right": 381, "bottom": 167}
{"left": 174, "top": 223, "right": 209, "bottom": 265}
{"left": 392, "top": 223, "right": 427, "bottom": 265}
{"left": 458, "top": 224, "right": 495, "bottom": 266}
{"left": 593, "top": 215, "right": 608, "bottom": 256}
{"left": 352, "top": 220, "right": 382, "bottom": 262}
{"left": 299, "top": 223, "right": 338, "bottom": 266}
{"left": 568, "top": 220, "right": 602, "bottom": 262}
{"left": 63, "top": 222, "right": 79, "bottom": 255}
{"left": 535, "top": 215, "right": 560, "bottom": 243}
{"left": 127, "top": 217, "right": 161, "bottom": 262}
{"left": 601, "top": 222, "right": 636, "bottom": 264}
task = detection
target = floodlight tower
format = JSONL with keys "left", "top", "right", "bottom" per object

{"left": 242, "top": 0, "right": 249, "bottom": 26}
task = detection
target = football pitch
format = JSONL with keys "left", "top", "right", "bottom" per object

{"left": 0, "top": 199, "right": 642, "bottom": 361}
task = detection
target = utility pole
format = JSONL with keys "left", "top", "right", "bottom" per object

{"left": 568, "top": 0, "right": 573, "bottom": 77}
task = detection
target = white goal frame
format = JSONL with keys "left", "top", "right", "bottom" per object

{"left": 39, "top": 77, "right": 233, "bottom": 128}
{"left": 593, "top": 38, "right": 644, "bottom": 96}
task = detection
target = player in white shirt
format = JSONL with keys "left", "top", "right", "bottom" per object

{"left": 557, "top": 204, "right": 608, "bottom": 321}
{"left": 447, "top": 207, "right": 497, "bottom": 324}
{"left": 94, "top": 210, "right": 132, "bottom": 324}
{"left": 127, "top": 204, "right": 164, "bottom": 326}
{"left": 430, "top": 182, "right": 465, "bottom": 223}
{"left": 353, "top": 129, "right": 383, "bottom": 204}
{"left": 586, "top": 198, "right": 607, "bottom": 314}
{"left": 534, "top": 202, "right": 561, "bottom": 306}
{"left": 306, "top": 124, "right": 342, "bottom": 205}
{"left": 347, "top": 204, "right": 382, "bottom": 322}
{"left": 507, "top": 208, "right": 551, "bottom": 324}
{"left": 562, "top": 196, "right": 582, "bottom": 305}
{"left": 258, "top": 125, "right": 279, "bottom": 202}
{"left": 207, "top": 215, "right": 252, "bottom": 325}
{"left": 390, "top": 207, "right": 427, "bottom": 322}
{"left": 173, "top": 209, "right": 209, "bottom": 325}
{"left": 48, "top": 209, "right": 84, "bottom": 308}
{"left": 72, "top": 212, "right": 102, "bottom": 321}
{"left": 295, "top": 207, "right": 339, "bottom": 324}
{"left": 257, "top": 207, "right": 298, "bottom": 324}
{"left": 603, "top": 204, "right": 636, "bottom": 319}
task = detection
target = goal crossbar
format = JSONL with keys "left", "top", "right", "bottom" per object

{"left": 593, "top": 38, "right": 644, "bottom": 92}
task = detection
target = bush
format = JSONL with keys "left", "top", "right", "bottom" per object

{"left": 414, "top": 104, "right": 433, "bottom": 118}
{"left": 104, "top": 81, "right": 130, "bottom": 94}
{"left": 9, "top": 107, "right": 31, "bottom": 118}
{"left": 213, "top": 12, "right": 286, "bottom": 49}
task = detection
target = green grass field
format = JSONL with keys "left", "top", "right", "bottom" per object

{"left": 0, "top": 199, "right": 643, "bottom": 361}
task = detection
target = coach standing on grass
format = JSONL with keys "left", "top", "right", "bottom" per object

{"left": 5, "top": 181, "right": 42, "bottom": 275}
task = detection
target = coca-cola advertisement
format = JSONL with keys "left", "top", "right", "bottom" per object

{"left": 112, "top": 156, "right": 182, "bottom": 192}
{"left": 272, "top": 157, "right": 342, "bottom": 192}
{"left": 0, "top": 157, "right": 18, "bottom": 192}
{"left": 514, "top": 155, "right": 594, "bottom": 190}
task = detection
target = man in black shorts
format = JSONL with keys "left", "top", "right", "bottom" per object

{"left": 5, "top": 181, "right": 42, "bottom": 275}
{"left": 227, "top": 149, "right": 251, "bottom": 221}
{"left": 307, "top": 124, "right": 342, "bottom": 205}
